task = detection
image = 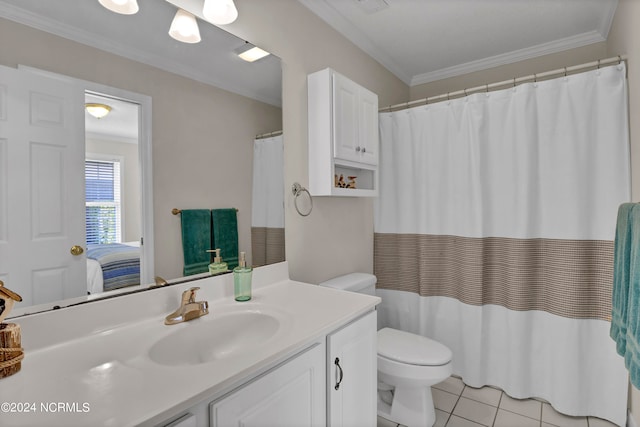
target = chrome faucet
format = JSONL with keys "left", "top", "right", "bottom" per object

{"left": 165, "top": 287, "right": 209, "bottom": 325}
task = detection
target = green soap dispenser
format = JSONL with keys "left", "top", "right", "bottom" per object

{"left": 233, "top": 251, "right": 252, "bottom": 301}
{"left": 206, "top": 248, "right": 228, "bottom": 275}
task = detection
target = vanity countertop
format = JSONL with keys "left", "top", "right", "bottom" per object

{"left": 0, "top": 262, "right": 380, "bottom": 427}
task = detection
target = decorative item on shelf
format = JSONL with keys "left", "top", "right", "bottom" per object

{"left": 0, "top": 280, "right": 23, "bottom": 379}
{"left": 334, "top": 174, "right": 357, "bottom": 188}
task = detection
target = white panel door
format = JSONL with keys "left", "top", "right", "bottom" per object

{"left": 327, "top": 311, "right": 377, "bottom": 427}
{"left": 0, "top": 65, "right": 85, "bottom": 307}
{"left": 211, "top": 343, "right": 326, "bottom": 427}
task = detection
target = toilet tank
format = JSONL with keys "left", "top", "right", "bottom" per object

{"left": 319, "top": 273, "right": 377, "bottom": 296}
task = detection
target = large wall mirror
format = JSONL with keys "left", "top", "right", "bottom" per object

{"left": 0, "top": 0, "right": 284, "bottom": 315}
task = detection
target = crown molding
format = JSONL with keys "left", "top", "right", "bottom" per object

{"left": 0, "top": 3, "right": 281, "bottom": 107}
{"left": 297, "top": 0, "right": 617, "bottom": 88}
{"left": 410, "top": 31, "right": 607, "bottom": 86}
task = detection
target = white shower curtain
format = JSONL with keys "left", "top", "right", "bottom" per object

{"left": 251, "top": 134, "right": 285, "bottom": 267}
{"left": 374, "top": 64, "right": 630, "bottom": 425}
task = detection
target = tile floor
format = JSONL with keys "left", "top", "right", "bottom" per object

{"left": 377, "top": 376, "right": 620, "bottom": 427}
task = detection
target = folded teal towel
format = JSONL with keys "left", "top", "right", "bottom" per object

{"left": 611, "top": 203, "right": 636, "bottom": 356}
{"left": 212, "top": 208, "right": 239, "bottom": 270}
{"left": 180, "top": 209, "right": 212, "bottom": 276}
{"left": 624, "top": 205, "right": 640, "bottom": 388}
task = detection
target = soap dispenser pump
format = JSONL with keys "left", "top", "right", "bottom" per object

{"left": 206, "top": 248, "right": 228, "bottom": 275}
{"left": 233, "top": 251, "right": 252, "bottom": 301}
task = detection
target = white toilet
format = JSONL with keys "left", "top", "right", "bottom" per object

{"left": 320, "top": 273, "right": 453, "bottom": 427}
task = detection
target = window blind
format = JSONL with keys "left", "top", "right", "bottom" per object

{"left": 85, "top": 160, "right": 122, "bottom": 245}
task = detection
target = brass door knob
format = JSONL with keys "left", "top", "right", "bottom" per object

{"left": 70, "top": 245, "right": 84, "bottom": 256}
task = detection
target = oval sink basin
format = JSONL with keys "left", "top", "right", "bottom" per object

{"left": 149, "top": 308, "right": 286, "bottom": 366}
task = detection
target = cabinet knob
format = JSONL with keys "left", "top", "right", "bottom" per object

{"left": 362, "top": 147, "right": 366, "bottom": 153}
{"left": 355, "top": 146, "right": 361, "bottom": 152}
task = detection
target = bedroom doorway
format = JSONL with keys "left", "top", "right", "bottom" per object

{"left": 84, "top": 93, "right": 144, "bottom": 294}
{"left": 83, "top": 81, "right": 154, "bottom": 294}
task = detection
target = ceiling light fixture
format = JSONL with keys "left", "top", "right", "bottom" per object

{"left": 236, "top": 42, "right": 270, "bottom": 63}
{"left": 98, "top": 0, "right": 139, "bottom": 15}
{"left": 203, "top": 0, "right": 238, "bottom": 25}
{"left": 85, "top": 103, "right": 112, "bottom": 119}
{"left": 169, "top": 9, "right": 201, "bottom": 43}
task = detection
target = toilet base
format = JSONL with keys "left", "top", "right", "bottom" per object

{"left": 377, "top": 385, "right": 436, "bottom": 427}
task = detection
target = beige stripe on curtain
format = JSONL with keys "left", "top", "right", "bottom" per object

{"left": 251, "top": 227, "right": 285, "bottom": 267}
{"left": 374, "top": 233, "right": 613, "bottom": 320}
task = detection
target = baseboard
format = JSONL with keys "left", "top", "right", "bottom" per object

{"left": 629, "top": 410, "right": 638, "bottom": 427}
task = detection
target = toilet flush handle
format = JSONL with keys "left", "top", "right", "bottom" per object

{"left": 334, "top": 357, "right": 344, "bottom": 390}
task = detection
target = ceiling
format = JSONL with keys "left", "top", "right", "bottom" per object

{"left": 298, "top": 0, "right": 618, "bottom": 86}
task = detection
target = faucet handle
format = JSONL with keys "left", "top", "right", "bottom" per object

{"left": 181, "top": 287, "right": 201, "bottom": 304}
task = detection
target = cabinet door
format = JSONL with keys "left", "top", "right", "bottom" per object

{"left": 332, "top": 73, "right": 361, "bottom": 163}
{"left": 210, "top": 343, "right": 326, "bottom": 427}
{"left": 327, "top": 311, "right": 377, "bottom": 427}
{"left": 358, "top": 87, "right": 378, "bottom": 166}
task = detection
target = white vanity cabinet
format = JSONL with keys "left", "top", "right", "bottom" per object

{"left": 210, "top": 343, "right": 326, "bottom": 426}
{"left": 327, "top": 311, "right": 377, "bottom": 427}
{"left": 205, "top": 311, "right": 377, "bottom": 427}
{"left": 308, "top": 68, "right": 379, "bottom": 197}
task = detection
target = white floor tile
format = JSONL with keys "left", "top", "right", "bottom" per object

{"left": 587, "top": 417, "right": 619, "bottom": 427}
{"left": 542, "top": 403, "right": 588, "bottom": 427}
{"left": 462, "top": 385, "right": 502, "bottom": 407}
{"left": 434, "top": 376, "right": 466, "bottom": 396}
{"left": 377, "top": 415, "right": 398, "bottom": 427}
{"left": 452, "top": 397, "right": 498, "bottom": 427}
{"left": 446, "top": 415, "right": 486, "bottom": 427}
{"left": 499, "top": 393, "right": 542, "bottom": 420}
{"left": 434, "top": 409, "right": 450, "bottom": 427}
{"left": 433, "top": 388, "right": 460, "bottom": 413}
{"left": 494, "top": 409, "right": 540, "bottom": 427}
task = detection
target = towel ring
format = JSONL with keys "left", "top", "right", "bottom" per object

{"left": 292, "top": 182, "right": 313, "bottom": 217}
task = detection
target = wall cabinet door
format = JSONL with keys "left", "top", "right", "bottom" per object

{"left": 327, "top": 311, "right": 377, "bottom": 427}
{"left": 332, "top": 73, "right": 378, "bottom": 166}
{"left": 210, "top": 343, "right": 326, "bottom": 427}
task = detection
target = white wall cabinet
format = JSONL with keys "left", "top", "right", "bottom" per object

{"left": 308, "top": 68, "right": 379, "bottom": 196}
{"left": 327, "top": 311, "right": 377, "bottom": 427}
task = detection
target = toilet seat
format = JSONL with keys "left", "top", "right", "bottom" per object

{"left": 378, "top": 327, "right": 452, "bottom": 366}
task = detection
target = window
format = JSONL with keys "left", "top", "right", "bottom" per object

{"left": 85, "top": 159, "right": 122, "bottom": 245}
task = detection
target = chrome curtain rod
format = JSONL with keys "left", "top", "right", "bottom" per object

{"left": 380, "top": 55, "right": 627, "bottom": 113}
{"left": 255, "top": 130, "right": 283, "bottom": 139}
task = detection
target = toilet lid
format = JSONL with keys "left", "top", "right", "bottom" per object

{"left": 378, "top": 328, "right": 452, "bottom": 366}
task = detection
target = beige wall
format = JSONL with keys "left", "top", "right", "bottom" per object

{"left": 606, "top": 0, "right": 640, "bottom": 423}
{"left": 224, "top": 0, "right": 409, "bottom": 284}
{"left": 0, "top": 17, "right": 282, "bottom": 280}
{"left": 86, "top": 138, "right": 141, "bottom": 243}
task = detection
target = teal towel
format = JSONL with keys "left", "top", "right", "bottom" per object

{"left": 611, "top": 203, "right": 636, "bottom": 356}
{"left": 180, "top": 209, "right": 212, "bottom": 276}
{"left": 212, "top": 208, "right": 239, "bottom": 270}
{"left": 624, "top": 205, "right": 640, "bottom": 388}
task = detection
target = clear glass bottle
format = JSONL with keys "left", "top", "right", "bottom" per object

{"left": 207, "top": 248, "right": 228, "bottom": 275}
{"left": 233, "top": 251, "right": 252, "bottom": 301}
